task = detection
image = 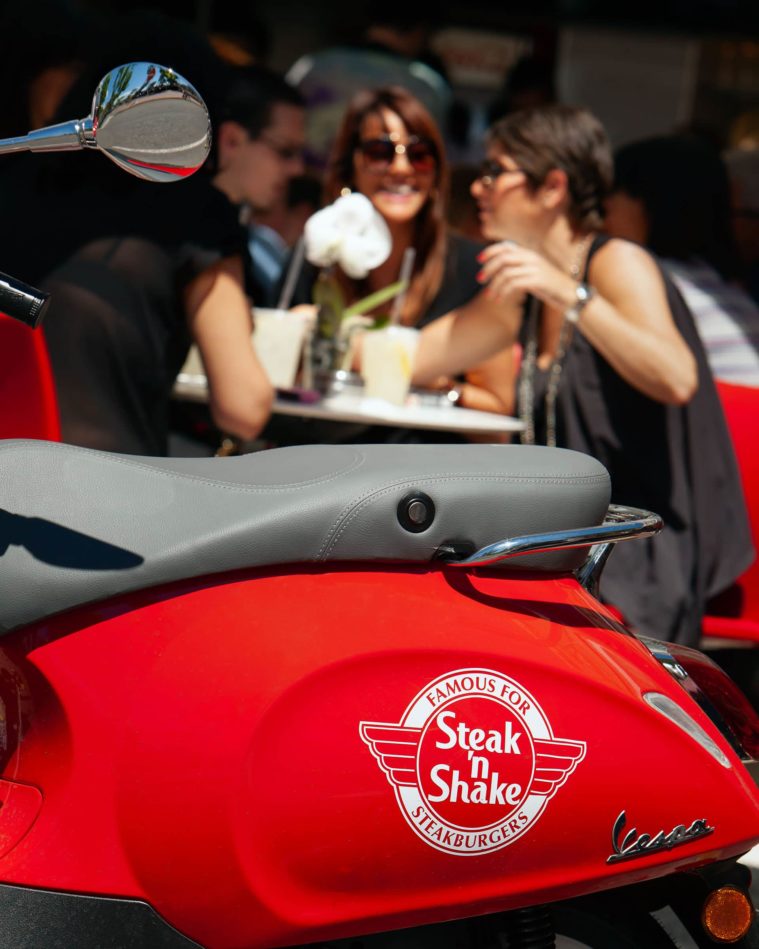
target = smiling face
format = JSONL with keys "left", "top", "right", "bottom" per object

{"left": 351, "top": 108, "right": 437, "bottom": 230}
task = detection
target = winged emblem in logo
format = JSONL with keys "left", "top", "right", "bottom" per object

{"left": 360, "top": 669, "right": 586, "bottom": 855}
{"left": 361, "top": 723, "right": 585, "bottom": 795}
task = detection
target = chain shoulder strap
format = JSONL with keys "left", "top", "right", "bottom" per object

{"left": 518, "top": 235, "right": 594, "bottom": 447}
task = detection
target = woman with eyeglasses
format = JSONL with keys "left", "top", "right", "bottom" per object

{"left": 412, "top": 104, "right": 752, "bottom": 645}
{"left": 288, "top": 86, "right": 516, "bottom": 417}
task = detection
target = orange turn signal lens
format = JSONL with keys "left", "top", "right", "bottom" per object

{"left": 702, "top": 885, "right": 755, "bottom": 943}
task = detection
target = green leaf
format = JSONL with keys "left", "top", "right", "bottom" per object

{"left": 367, "top": 315, "right": 390, "bottom": 330}
{"left": 312, "top": 272, "right": 345, "bottom": 312}
{"left": 312, "top": 272, "right": 346, "bottom": 339}
{"left": 343, "top": 279, "right": 407, "bottom": 320}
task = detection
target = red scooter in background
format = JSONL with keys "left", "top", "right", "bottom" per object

{"left": 1, "top": 64, "right": 759, "bottom": 949}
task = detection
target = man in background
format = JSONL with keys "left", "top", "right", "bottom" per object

{"left": 171, "top": 65, "right": 308, "bottom": 454}
{"left": 212, "top": 65, "right": 306, "bottom": 240}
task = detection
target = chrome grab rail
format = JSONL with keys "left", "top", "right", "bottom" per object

{"left": 446, "top": 504, "right": 663, "bottom": 571}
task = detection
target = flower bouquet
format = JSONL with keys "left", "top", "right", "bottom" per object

{"left": 302, "top": 192, "right": 408, "bottom": 378}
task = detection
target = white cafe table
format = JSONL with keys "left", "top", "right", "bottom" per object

{"left": 173, "top": 372, "right": 525, "bottom": 437}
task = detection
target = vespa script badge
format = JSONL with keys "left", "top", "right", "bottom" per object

{"left": 360, "top": 668, "right": 586, "bottom": 855}
{"left": 607, "top": 810, "right": 714, "bottom": 863}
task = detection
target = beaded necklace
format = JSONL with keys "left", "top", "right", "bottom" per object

{"left": 518, "top": 234, "right": 594, "bottom": 447}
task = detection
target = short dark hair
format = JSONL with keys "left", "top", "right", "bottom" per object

{"left": 613, "top": 133, "right": 738, "bottom": 278}
{"left": 219, "top": 65, "right": 304, "bottom": 139}
{"left": 488, "top": 104, "right": 613, "bottom": 230}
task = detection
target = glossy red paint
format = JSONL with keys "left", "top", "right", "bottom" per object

{"left": 0, "top": 780, "right": 43, "bottom": 858}
{"left": 0, "top": 314, "right": 60, "bottom": 440}
{"left": 703, "top": 381, "right": 759, "bottom": 640}
{"left": 0, "top": 565, "right": 757, "bottom": 949}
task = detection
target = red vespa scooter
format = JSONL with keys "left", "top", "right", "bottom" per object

{"left": 0, "top": 64, "right": 758, "bottom": 949}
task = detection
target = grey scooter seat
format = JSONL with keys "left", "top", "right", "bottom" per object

{"left": 0, "top": 440, "right": 610, "bottom": 633}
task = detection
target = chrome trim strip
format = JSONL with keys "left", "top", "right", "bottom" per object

{"left": 639, "top": 637, "right": 748, "bottom": 761}
{"left": 446, "top": 504, "right": 662, "bottom": 569}
{"left": 644, "top": 692, "right": 731, "bottom": 768}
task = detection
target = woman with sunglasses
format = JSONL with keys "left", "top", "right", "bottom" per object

{"left": 412, "top": 104, "right": 752, "bottom": 645}
{"left": 289, "top": 86, "right": 515, "bottom": 417}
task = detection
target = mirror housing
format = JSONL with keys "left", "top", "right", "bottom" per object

{"left": 0, "top": 62, "right": 211, "bottom": 183}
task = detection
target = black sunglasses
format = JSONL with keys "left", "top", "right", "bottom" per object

{"left": 357, "top": 136, "right": 437, "bottom": 173}
{"left": 478, "top": 158, "right": 529, "bottom": 189}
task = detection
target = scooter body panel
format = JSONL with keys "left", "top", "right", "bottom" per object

{"left": 0, "top": 565, "right": 757, "bottom": 949}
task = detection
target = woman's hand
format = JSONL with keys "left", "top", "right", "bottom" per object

{"left": 478, "top": 238, "right": 698, "bottom": 407}
{"left": 477, "top": 242, "right": 577, "bottom": 311}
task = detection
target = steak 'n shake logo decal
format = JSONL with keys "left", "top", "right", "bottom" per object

{"left": 360, "top": 669, "right": 586, "bottom": 855}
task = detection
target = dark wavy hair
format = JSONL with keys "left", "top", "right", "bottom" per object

{"left": 324, "top": 86, "right": 449, "bottom": 325}
{"left": 487, "top": 104, "right": 613, "bottom": 231}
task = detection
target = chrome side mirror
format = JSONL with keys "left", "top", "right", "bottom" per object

{"left": 0, "top": 62, "right": 211, "bottom": 183}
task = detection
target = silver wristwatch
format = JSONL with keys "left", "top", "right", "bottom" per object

{"left": 564, "top": 282, "right": 595, "bottom": 324}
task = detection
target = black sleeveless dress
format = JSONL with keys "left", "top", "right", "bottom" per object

{"left": 523, "top": 235, "right": 753, "bottom": 644}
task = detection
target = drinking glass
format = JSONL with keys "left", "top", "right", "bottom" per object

{"left": 252, "top": 308, "right": 308, "bottom": 390}
{"left": 361, "top": 326, "right": 419, "bottom": 406}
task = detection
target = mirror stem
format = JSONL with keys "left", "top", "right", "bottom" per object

{"left": 0, "top": 118, "right": 94, "bottom": 156}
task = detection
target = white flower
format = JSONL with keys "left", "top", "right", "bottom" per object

{"left": 304, "top": 192, "right": 392, "bottom": 279}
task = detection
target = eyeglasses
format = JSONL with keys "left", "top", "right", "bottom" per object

{"left": 357, "top": 136, "right": 437, "bottom": 173}
{"left": 477, "top": 159, "right": 528, "bottom": 189}
{"left": 259, "top": 134, "right": 304, "bottom": 163}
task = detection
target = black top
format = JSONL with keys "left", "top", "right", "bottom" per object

{"left": 416, "top": 233, "right": 484, "bottom": 327}
{"left": 524, "top": 234, "right": 754, "bottom": 644}
{"left": 0, "top": 154, "right": 249, "bottom": 455}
